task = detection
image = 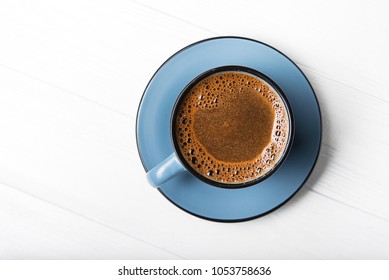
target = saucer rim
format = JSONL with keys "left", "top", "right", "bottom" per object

{"left": 136, "top": 36, "right": 322, "bottom": 223}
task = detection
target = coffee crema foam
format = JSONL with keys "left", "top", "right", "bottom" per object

{"left": 175, "top": 71, "right": 290, "bottom": 185}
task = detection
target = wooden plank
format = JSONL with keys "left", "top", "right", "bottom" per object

{"left": 0, "top": 182, "right": 181, "bottom": 259}
{"left": 0, "top": 0, "right": 211, "bottom": 116}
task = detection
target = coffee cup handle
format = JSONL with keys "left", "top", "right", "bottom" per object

{"left": 146, "top": 153, "right": 186, "bottom": 188}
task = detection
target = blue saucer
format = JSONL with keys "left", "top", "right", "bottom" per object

{"left": 136, "top": 37, "right": 321, "bottom": 222}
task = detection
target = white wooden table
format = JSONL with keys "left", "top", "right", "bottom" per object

{"left": 0, "top": 0, "right": 388, "bottom": 259}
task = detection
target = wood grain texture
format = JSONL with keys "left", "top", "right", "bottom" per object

{"left": 0, "top": 0, "right": 388, "bottom": 259}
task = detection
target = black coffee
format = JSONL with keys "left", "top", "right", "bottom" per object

{"left": 175, "top": 71, "right": 290, "bottom": 185}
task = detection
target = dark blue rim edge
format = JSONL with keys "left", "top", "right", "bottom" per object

{"left": 135, "top": 36, "right": 322, "bottom": 223}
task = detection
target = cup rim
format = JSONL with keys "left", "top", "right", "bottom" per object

{"left": 170, "top": 65, "right": 295, "bottom": 189}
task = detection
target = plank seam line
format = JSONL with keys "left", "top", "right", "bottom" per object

{"left": 310, "top": 189, "right": 389, "bottom": 223}
{"left": 0, "top": 63, "right": 132, "bottom": 119}
{"left": 0, "top": 180, "right": 186, "bottom": 259}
